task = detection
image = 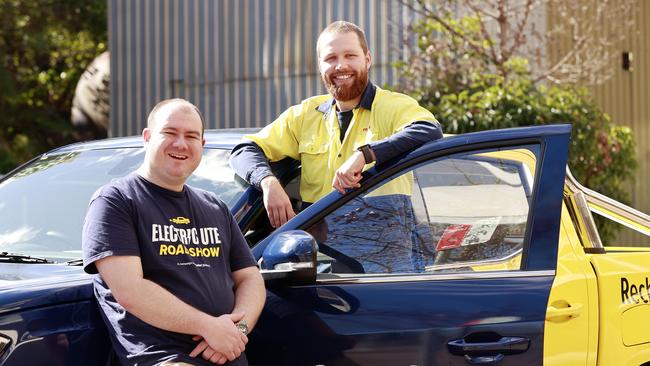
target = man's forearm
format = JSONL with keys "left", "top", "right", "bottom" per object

{"left": 115, "top": 275, "right": 217, "bottom": 336}
{"left": 231, "top": 267, "right": 266, "bottom": 330}
{"left": 369, "top": 120, "right": 443, "bottom": 164}
{"left": 96, "top": 256, "right": 224, "bottom": 339}
{"left": 230, "top": 142, "right": 274, "bottom": 190}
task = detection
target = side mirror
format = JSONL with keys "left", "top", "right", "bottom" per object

{"left": 260, "top": 230, "right": 317, "bottom": 286}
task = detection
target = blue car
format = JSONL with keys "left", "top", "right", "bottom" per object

{"left": 0, "top": 125, "right": 572, "bottom": 365}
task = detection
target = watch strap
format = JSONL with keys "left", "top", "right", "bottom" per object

{"left": 358, "top": 144, "right": 374, "bottom": 164}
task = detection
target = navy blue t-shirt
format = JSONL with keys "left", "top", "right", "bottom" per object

{"left": 82, "top": 173, "right": 257, "bottom": 366}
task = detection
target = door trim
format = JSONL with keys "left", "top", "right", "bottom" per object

{"left": 316, "top": 269, "right": 556, "bottom": 284}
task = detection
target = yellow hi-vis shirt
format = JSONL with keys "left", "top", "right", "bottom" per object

{"left": 244, "top": 85, "right": 436, "bottom": 203}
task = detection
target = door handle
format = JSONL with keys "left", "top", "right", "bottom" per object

{"left": 447, "top": 336, "right": 530, "bottom": 364}
{"left": 546, "top": 300, "right": 583, "bottom": 322}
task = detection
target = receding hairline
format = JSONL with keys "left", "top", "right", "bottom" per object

{"left": 316, "top": 20, "right": 369, "bottom": 58}
{"left": 146, "top": 98, "right": 205, "bottom": 134}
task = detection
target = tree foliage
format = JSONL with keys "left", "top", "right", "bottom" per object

{"left": 0, "top": 0, "right": 107, "bottom": 174}
{"left": 398, "top": 0, "right": 636, "bottom": 87}
{"left": 394, "top": 0, "right": 637, "bottom": 243}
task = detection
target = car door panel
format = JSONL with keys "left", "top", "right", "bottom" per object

{"left": 250, "top": 275, "right": 553, "bottom": 365}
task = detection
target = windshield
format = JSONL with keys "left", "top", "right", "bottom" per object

{"left": 0, "top": 147, "right": 247, "bottom": 263}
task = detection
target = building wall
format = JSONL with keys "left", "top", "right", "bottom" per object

{"left": 108, "top": 0, "right": 416, "bottom": 136}
{"left": 604, "top": 0, "right": 650, "bottom": 243}
{"left": 548, "top": 0, "right": 650, "bottom": 244}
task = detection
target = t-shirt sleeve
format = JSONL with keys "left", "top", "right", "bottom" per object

{"left": 82, "top": 188, "right": 140, "bottom": 274}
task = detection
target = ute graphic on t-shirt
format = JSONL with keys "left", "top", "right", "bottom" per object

{"left": 152, "top": 217, "right": 222, "bottom": 258}
{"left": 169, "top": 216, "right": 191, "bottom": 224}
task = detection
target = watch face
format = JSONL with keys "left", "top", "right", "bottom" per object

{"left": 236, "top": 320, "right": 248, "bottom": 335}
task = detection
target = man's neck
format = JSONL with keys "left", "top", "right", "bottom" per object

{"left": 335, "top": 96, "right": 361, "bottom": 112}
{"left": 136, "top": 167, "right": 185, "bottom": 192}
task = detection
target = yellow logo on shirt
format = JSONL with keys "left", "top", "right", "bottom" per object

{"left": 152, "top": 223, "right": 222, "bottom": 259}
{"left": 169, "top": 216, "right": 190, "bottom": 225}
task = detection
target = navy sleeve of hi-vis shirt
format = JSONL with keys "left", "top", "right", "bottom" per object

{"left": 369, "top": 120, "right": 443, "bottom": 165}
{"left": 229, "top": 141, "right": 274, "bottom": 190}
{"left": 82, "top": 185, "right": 140, "bottom": 274}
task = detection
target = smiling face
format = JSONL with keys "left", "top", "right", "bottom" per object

{"left": 318, "top": 30, "right": 371, "bottom": 108}
{"left": 139, "top": 101, "right": 205, "bottom": 191}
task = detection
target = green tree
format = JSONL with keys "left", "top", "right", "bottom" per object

{"left": 0, "top": 0, "right": 106, "bottom": 174}
{"left": 394, "top": 0, "right": 637, "bottom": 243}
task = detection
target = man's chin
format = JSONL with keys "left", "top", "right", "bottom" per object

{"left": 165, "top": 165, "right": 195, "bottom": 180}
{"left": 331, "top": 88, "right": 362, "bottom": 102}
{"left": 325, "top": 76, "right": 367, "bottom": 102}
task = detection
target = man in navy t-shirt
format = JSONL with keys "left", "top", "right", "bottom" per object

{"left": 82, "top": 98, "right": 265, "bottom": 365}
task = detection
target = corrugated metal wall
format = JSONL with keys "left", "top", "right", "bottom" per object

{"left": 611, "top": 0, "right": 650, "bottom": 244}
{"left": 548, "top": 0, "right": 650, "bottom": 245}
{"left": 108, "top": 0, "right": 416, "bottom": 136}
{"left": 625, "top": 0, "right": 650, "bottom": 221}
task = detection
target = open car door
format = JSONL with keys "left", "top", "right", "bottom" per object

{"left": 249, "top": 125, "right": 571, "bottom": 366}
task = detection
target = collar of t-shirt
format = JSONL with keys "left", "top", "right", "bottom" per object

{"left": 336, "top": 109, "right": 355, "bottom": 142}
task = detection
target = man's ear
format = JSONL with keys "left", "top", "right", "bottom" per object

{"left": 365, "top": 51, "right": 371, "bottom": 70}
{"left": 142, "top": 128, "right": 151, "bottom": 145}
{"left": 202, "top": 138, "right": 206, "bottom": 147}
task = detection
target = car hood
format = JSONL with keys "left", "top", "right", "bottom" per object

{"left": 0, "top": 263, "right": 86, "bottom": 286}
{"left": 0, "top": 263, "right": 93, "bottom": 315}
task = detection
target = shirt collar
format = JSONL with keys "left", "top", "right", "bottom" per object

{"left": 316, "top": 82, "right": 377, "bottom": 115}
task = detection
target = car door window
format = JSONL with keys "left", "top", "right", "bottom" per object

{"left": 308, "top": 145, "right": 539, "bottom": 275}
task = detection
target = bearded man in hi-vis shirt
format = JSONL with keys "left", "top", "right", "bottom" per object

{"left": 229, "top": 20, "right": 443, "bottom": 228}
{"left": 229, "top": 21, "right": 443, "bottom": 274}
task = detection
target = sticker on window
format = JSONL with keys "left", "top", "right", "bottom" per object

{"left": 436, "top": 217, "right": 500, "bottom": 251}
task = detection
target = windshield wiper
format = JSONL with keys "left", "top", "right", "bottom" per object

{"left": 0, "top": 252, "right": 51, "bottom": 264}
{"left": 66, "top": 258, "right": 83, "bottom": 266}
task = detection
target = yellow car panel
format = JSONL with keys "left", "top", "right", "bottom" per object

{"left": 588, "top": 252, "right": 650, "bottom": 365}
{"left": 543, "top": 204, "right": 597, "bottom": 366}
{"left": 621, "top": 305, "right": 650, "bottom": 346}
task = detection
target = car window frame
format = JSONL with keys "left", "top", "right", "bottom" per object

{"left": 251, "top": 138, "right": 545, "bottom": 265}
{"left": 252, "top": 125, "right": 573, "bottom": 275}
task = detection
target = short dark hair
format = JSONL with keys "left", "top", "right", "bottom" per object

{"left": 317, "top": 21, "right": 369, "bottom": 57}
{"left": 146, "top": 98, "right": 205, "bottom": 135}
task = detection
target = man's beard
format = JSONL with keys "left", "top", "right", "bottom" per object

{"left": 322, "top": 68, "right": 368, "bottom": 102}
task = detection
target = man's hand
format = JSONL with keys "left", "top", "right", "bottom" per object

{"left": 190, "top": 312, "right": 248, "bottom": 363}
{"left": 189, "top": 337, "right": 227, "bottom": 365}
{"left": 332, "top": 151, "right": 366, "bottom": 194}
{"left": 261, "top": 176, "right": 295, "bottom": 228}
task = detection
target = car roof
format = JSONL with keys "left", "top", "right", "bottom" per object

{"left": 51, "top": 128, "right": 261, "bottom": 154}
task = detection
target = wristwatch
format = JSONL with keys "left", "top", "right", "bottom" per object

{"left": 236, "top": 320, "right": 249, "bottom": 335}
{"left": 357, "top": 144, "right": 375, "bottom": 164}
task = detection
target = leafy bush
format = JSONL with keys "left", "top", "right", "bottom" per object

{"left": 0, "top": 0, "right": 107, "bottom": 173}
